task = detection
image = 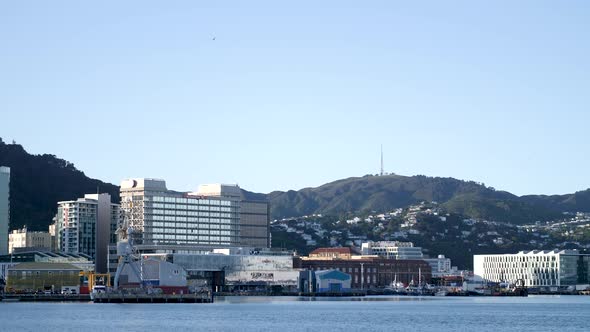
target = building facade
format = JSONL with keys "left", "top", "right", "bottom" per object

{"left": 48, "top": 223, "right": 58, "bottom": 251}
{"left": 0, "top": 250, "right": 93, "bottom": 281}
{"left": 308, "top": 247, "right": 354, "bottom": 260}
{"left": 423, "top": 255, "right": 454, "bottom": 278}
{"left": 238, "top": 200, "right": 270, "bottom": 248}
{"left": 295, "top": 257, "right": 432, "bottom": 289}
{"left": 9, "top": 228, "right": 52, "bottom": 253}
{"left": 110, "top": 247, "right": 299, "bottom": 291}
{"left": 361, "top": 241, "right": 424, "bottom": 259}
{"left": 0, "top": 166, "right": 9, "bottom": 256}
{"left": 120, "top": 179, "right": 241, "bottom": 247}
{"left": 474, "top": 250, "right": 590, "bottom": 288}
{"left": 55, "top": 193, "right": 119, "bottom": 273}
{"left": 196, "top": 184, "right": 270, "bottom": 248}
{"left": 299, "top": 270, "right": 352, "bottom": 293}
{"left": 5, "top": 262, "right": 82, "bottom": 293}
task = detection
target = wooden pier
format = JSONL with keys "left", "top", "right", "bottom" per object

{"left": 1, "top": 294, "right": 91, "bottom": 302}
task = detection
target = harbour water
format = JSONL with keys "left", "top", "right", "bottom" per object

{"left": 1, "top": 295, "right": 589, "bottom": 331}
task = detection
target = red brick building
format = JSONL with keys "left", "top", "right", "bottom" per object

{"left": 295, "top": 257, "right": 431, "bottom": 289}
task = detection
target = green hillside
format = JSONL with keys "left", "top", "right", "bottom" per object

{"left": 0, "top": 139, "right": 119, "bottom": 231}
{"left": 266, "top": 175, "right": 578, "bottom": 223}
{"left": 1, "top": 139, "right": 588, "bottom": 231}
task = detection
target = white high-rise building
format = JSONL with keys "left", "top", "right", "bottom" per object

{"left": 119, "top": 179, "right": 240, "bottom": 247}
{"left": 55, "top": 193, "right": 120, "bottom": 273}
{"left": 474, "top": 250, "right": 590, "bottom": 288}
{"left": 0, "top": 166, "right": 9, "bottom": 256}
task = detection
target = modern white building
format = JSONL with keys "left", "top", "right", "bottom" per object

{"left": 8, "top": 227, "right": 52, "bottom": 253}
{"left": 0, "top": 166, "right": 9, "bottom": 256}
{"left": 120, "top": 179, "right": 240, "bottom": 247}
{"left": 361, "top": 241, "right": 424, "bottom": 259}
{"left": 474, "top": 250, "right": 590, "bottom": 289}
{"left": 122, "top": 247, "right": 299, "bottom": 290}
{"left": 55, "top": 193, "right": 120, "bottom": 273}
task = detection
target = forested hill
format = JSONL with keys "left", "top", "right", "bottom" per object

{"left": 2, "top": 139, "right": 589, "bottom": 231}
{"left": 260, "top": 175, "right": 590, "bottom": 224}
{"left": 0, "top": 139, "right": 119, "bottom": 231}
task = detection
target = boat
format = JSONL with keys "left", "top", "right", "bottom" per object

{"left": 90, "top": 285, "right": 107, "bottom": 301}
{"left": 384, "top": 275, "right": 407, "bottom": 294}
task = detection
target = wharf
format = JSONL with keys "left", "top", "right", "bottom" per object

{"left": 92, "top": 293, "right": 213, "bottom": 303}
{"left": 215, "top": 291, "right": 367, "bottom": 297}
{"left": 1, "top": 294, "right": 91, "bottom": 302}
{"left": 291, "top": 291, "right": 366, "bottom": 297}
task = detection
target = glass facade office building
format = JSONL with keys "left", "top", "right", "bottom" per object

{"left": 120, "top": 179, "right": 240, "bottom": 247}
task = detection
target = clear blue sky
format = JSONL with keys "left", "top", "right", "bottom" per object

{"left": 1, "top": 1, "right": 589, "bottom": 195}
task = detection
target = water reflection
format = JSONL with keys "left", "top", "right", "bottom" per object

{"left": 216, "top": 295, "right": 439, "bottom": 303}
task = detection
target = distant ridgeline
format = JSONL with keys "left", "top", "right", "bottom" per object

{"left": 260, "top": 176, "right": 590, "bottom": 224}
{"left": 1, "top": 138, "right": 590, "bottom": 232}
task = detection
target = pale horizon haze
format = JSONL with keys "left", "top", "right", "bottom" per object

{"left": 1, "top": 1, "right": 589, "bottom": 195}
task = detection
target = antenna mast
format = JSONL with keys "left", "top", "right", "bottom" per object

{"left": 380, "top": 144, "right": 384, "bottom": 176}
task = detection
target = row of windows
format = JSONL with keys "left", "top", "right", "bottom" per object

{"left": 147, "top": 203, "right": 233, "bottom": 212}
{"left": 148, "top": 222, "right": 233, "bottom": 229}
{"left": 147, "top": 209, "right": 233, "bottom": 218}
{"left": 150, "top": 234, "right": 232, "bottom": 242}
{"left": 150, "top": 196, "right": 232, "bottom": 206}
{"left": 148, "top": 216, "right": 235, "bottom": 224}
{"left": 148, "top": 228, "right": 232, "bottom": 236}
{"left": 483, "top": 255, "right": 557, "bottom": 263}
{"left": 483, "top": 262, "right": 557, "bottom": 269}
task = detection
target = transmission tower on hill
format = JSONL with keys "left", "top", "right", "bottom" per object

{"left": 380, "top": 144, "right": 384, "bottom": 176}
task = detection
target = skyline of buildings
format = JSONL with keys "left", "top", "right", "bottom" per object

{"left": 1, "top": 165, "right": 590, "bottom": 293}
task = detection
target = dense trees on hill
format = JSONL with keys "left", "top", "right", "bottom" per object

{"left": 266, "top": 175, "right": 589, "bottom": 224}
{"left": 0, "top": 139, "right": 119, "bottom": 231}
{"left": 1, "top": 138, "right": 589, "bottom": 231}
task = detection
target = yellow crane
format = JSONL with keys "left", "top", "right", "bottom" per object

{"left": 79, "top": 271, "right": 111, "bottom": 289}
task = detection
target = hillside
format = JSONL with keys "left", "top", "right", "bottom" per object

{"left": 1, "top": 140, "right": 589, "bottom": 231}
{"left": 266, "top": 175, "right": 588, "bottom": 224}
{"left": 0, "top": 139, "right": 119, "bottom": 231}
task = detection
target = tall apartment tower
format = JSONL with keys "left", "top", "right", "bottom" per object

{"left": 0, "top": 166, "right": 9, "bottom": 256}
{"left": 55, "top": 193, "right": 120, "bottom": 273}
{"left": 197, "top": 184, "right": 271, "bottom": 248}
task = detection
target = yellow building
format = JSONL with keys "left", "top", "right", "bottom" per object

{"left": 6, "top": 262, "right": 82, "bottom": 293}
